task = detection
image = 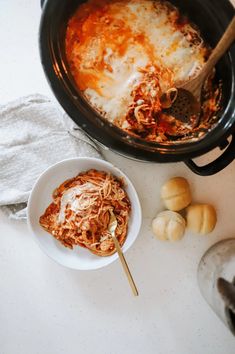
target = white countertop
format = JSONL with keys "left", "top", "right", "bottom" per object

{"left": 0, "top": 1, "right": 235, "bottom": 353}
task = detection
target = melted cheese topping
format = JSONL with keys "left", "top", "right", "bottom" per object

{"left": 66, "top": 0, "right": 206, "bottom": 123}
{"left": 58, "top": 182, "right": 97, "bottom": 223}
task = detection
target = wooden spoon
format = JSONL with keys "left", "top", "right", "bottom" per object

{"left": 164, "top": 16, "right": 235, "bottom": 127}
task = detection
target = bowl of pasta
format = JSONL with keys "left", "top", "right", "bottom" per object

{"left": 27, "top": 157, "right": 142, "bottom": 270}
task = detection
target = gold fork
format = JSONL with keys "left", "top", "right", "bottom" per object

{"left": 108, "top": 209, "right": 138, "bottom": 296}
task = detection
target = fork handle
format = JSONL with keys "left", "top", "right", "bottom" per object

{"left": 112, "top": 236, "right": 139, "bottom": 296}
{"left": 199, "top": 16, "right": 235, "bottom": 82}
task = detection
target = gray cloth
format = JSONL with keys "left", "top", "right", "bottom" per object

{"left": 0, "top": 94, "right": 102, "bottom": 220}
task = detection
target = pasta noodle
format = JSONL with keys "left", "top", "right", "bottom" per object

{"left": 39, "top": 169, "right": 131, "bottom": 256}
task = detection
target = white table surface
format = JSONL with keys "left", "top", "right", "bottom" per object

{"left": 0, "top": 1, "right": 235, "bottom": 353}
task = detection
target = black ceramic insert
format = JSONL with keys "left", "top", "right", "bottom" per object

{"left": 39, "top": 0, "right": 235, "bottom": 175}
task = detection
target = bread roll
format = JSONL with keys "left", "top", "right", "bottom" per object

{"left": 152, "top": 210, "right": 186, "bottom": 241}
{"left": 161, "top": 177, "right": 192, "bottom": 211}
{"left": 186, "top": 204, "right": 217, "bottom": 234}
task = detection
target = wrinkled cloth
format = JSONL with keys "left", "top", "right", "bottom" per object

{"left": 0, "top": 94, "right": 102, "bottom": 220}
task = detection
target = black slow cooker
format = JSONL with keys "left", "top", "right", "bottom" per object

{"left": 39, "top": 0, "right": 235, "bottom": 175}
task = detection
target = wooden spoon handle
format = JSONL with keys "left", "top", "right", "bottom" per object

{"left": 200, "top": 16, "right": 235, "bottom": 81}
{"left": 112, "top": 235, "right": 139, "bottom": 296}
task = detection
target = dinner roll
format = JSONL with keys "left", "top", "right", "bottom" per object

{"left": 152, "top": 211, "right": 186, "bottom": 241}
{"left": 186, "top": 204, "right": 217, "bottom": 235}
{"left": 161, "top": 177, "right": 192, "bottom": 211}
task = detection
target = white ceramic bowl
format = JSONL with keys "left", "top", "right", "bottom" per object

{"left": 27, "top": 158, "right": 142, "bottom": 270}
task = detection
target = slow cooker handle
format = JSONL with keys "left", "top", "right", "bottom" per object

{"left": 185, "top": 134, "right": 235, "bottom": 176}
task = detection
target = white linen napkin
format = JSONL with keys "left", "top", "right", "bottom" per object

{"left": 0, "top": 94, "right": 102, "bottom": 220}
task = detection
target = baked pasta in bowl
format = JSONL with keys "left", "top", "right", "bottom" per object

{"left": 27, "top": 158, "right": 142, "bottom": 270}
